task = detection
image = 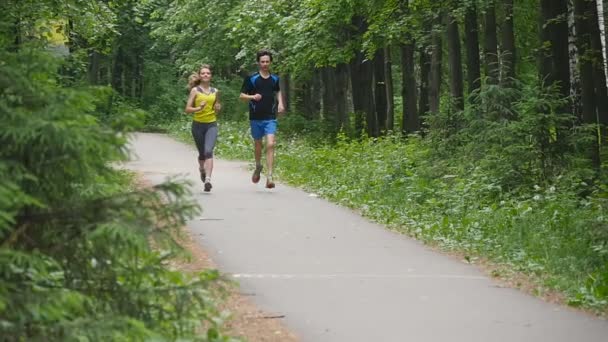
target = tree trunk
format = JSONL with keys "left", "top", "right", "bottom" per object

{"left": 111, "top": 47, "right": 125, "bottom": 95}
{"left": 401, "top": 42, "right": 419, "bottom": 133}
{"left": 484, "top": 2, "right": 499, "bottom": 84}
{"left": 322, "top": 67, "right": 337, "bottom": 121}
{"left": 298, "top": 80, "right": 313, "bottom": 119}
{"left": 350, "top": 53, "right": 365, "bottom": 134}
{"left": 464, "top": 4, "right": 481, "bottom": 94}
{"left": 88, "top": 51, "right": 100, "bottom": 85}
{"left": 419, "top": 43, "right": 431, "bottom": 117}
{"left": 281, "top": 73, "right": 291, "bottom": 111}
{"left": 312, "top": 70, "right": 322, "bottom": 119}
{"left": 553, "top": 0, "right": 572, "bottom": 100}
{"left": 363, "top": 57, "right": 378, "bottom": 137}
{"left": 501, "top": 0, "right": 516, "bottom": 83}
{"left": 375, "top": 49, "right": 388, "bottom": 133}
{"left": 541, "top": 1, "right": 571, "bottom": 101}
{"left": 569, "top": 0, "right": 582, "bottom": 118}
{"left": 590, "top": 0, "right": 608, "bottom": 130}
{"left": 540, "top": 0, "right": 555, "bottom": 85}
{"left": 597, "top": 0, "right": 608, "bottom": 84}
{"left": 336, "top": 63, "right": 350, "bottom": 132}
{"left": 446, "top": 13, "right": 465, "bottom": 111}
{"left": 350, "top": 17, "right": 377, "bottom": 137}
{"left": 429, "top": 16, "right": 443, "bottom": 114}
{"left": 384, "top": 46, "right": 396, "bottom": 131}
{"left": 574, "top": 0, "right": 601, "bottom": 168}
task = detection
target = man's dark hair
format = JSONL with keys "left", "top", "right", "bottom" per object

{"left": 256, "top": 49, "right": 273, "bottom": 62}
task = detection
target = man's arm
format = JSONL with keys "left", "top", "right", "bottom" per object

{"left": 240, "top": 92, "right": 261, "bottom": 102}
{"left": 277, "top": 90, "right": 285, "bottom": 114}
{"left": 240, "top": 76, "right": 261, "bottom": 102}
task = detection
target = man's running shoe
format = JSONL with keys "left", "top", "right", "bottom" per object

{"left": 265, "top": 176, "right": 275, "bottom": 189}
{"left": 204, "top": 181, "right": 212, "bottom": 192}
{"left": 252, "top": 164, "right": 263, "bottom": 184}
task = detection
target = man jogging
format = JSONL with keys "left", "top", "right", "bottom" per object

{"left": 239, "top": 49, "right": 285, "bottom": 188}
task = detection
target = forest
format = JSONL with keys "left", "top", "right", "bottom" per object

{"left": 1, "top": 0, "right": 607, "bottom": 340}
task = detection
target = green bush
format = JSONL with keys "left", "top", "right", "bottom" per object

{"left": 0, "top": 50, "right": 236, "bottom": 341}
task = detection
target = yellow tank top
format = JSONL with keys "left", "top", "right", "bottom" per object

{"left": 192, "top": 87, "right": 217, "bottom": 123}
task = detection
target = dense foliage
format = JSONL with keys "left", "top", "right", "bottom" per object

{"left": 0, "top": 1, "right": 237, "bottom": 340}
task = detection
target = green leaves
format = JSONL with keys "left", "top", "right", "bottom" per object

{"left": 0, "top": 47, "right": 231, "bottom": 340}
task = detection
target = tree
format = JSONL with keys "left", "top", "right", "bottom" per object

{"left": 574, "top": 0, "right": 601, "bottom": 167}
{"left": 464, "top": 2, "right": 482, "bottom": 94}
{"left": 429, "top": 14, "right": 443, "bottom": 114}
{"left": 400, "top": 0, "right": 420, "bottom": 133}
{"left": 384, "top": 47, "right": 396, "bottom": 131}
{"left": 502, "top": 0, "right": 516, "bottom": 83}
{"left": 375, "top": 48, "right": 389, "bottom": 132}
{"left": 446, "top": 12, "right": 464, "bottom": 111}
{"left": 484, "top": 1, "right": 499, "bottom": 84}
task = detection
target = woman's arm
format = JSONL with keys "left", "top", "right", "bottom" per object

{"left": 214, "top": 90, "right": 222, "bottom": 113}
{"left": 184, "top": 88, "right": 206, "bottom": 114}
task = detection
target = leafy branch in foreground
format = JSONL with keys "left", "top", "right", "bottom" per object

{"left": 0, "top": 49, "right": 236, "bottom": 341}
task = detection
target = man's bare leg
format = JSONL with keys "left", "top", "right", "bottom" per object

{"left": 265, "top": 134, "right": 276, "bottom": 188}
{"left": 252, "top": 139, "right": 263, "bottom": 183}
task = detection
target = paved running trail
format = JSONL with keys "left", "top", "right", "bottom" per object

{"left": 126, "top": 133, "right": 608, "bottom": 342}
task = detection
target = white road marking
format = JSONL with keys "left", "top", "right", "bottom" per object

{"left": 230, "top": 273, "right": 486, "bottom": 280}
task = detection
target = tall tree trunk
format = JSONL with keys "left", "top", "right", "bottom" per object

{"left": 336, "top": 63, "right": 350, "bottom": 132}
{"left": 501, "top": 0, "right": 516, "bottom": 83}
{"left": 350, "top": 53, "right": 365, "bottom": 134}
{"left": 590, "top": 0, "right": 608, "bottom": 131}
{"left": 484, "top": 2, "right": 499, "bottom": 84}
{"left": 363, "top": 57, "right": 378, "bottom": 137}
{"left": 281, "top": 73, "right": 291, "bottom": 112}
{"left": 446, "top": 13, "right": 465, "bottom": 111}
{"left": 574, "top": 0, "right": 601, "bottom": 168}
{"left": 553, "top": 0, "right": 572, "bottom": 100}
{"left": 419, "top": 43, "right": 431, "bottom": 117}
{"left": 401, "top": 42, "right": 419, "bottom": 133}
{"left": 125, "top": 56, "right": 135, "bottom": 97}
{"left": 569, "top": 0, "right": 582, "bottom": 118}
{"left": 541, "top": 1, "right": 571, "bottom": 107}
{"left": 350, "top": 17, "right": 377, "bottom": 137}
{"left": 597, "top": 0, "right": 608, "bottom": 84}
{"left": 464, "top": 4, "right": 482, "bottom": 94}
{"left": 112, "top": 47, "right": 125, "bottom": 95}
{"left": 88, "top": 51, "right": 100, "bottom": 85}
{"left": 384, "top": 46, "right": 396, "bottom": 131}
{"left": 322, "top": 67, "right": 337, "bottom": 121}
{"left": 137, "top": 54, "right": 145, "bottom": 99}
{"left": 312, "top": 70, "right": 322, "bottom": 119}
{"left": 374, "top": 49, "right": 388, "bottom": 133}
{"left": 540, "top": 0, "right": 555, "bottom": 85}
{"left": 298, "top": 80, "right": 313, "bottom": 119}
{"left": 429, "top": 17, "right": 443, "bottom": 114}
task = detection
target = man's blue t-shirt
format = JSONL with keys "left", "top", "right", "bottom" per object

{"left": 241, "top": 72, "right": 280, "bottom": 120}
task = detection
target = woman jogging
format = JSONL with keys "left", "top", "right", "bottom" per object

{"left": 185, "top": 64, "right": 222, "bottom": 192}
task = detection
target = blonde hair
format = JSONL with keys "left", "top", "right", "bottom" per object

{"left": 188, "top": 64, "right": 213, "bottom": 90}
